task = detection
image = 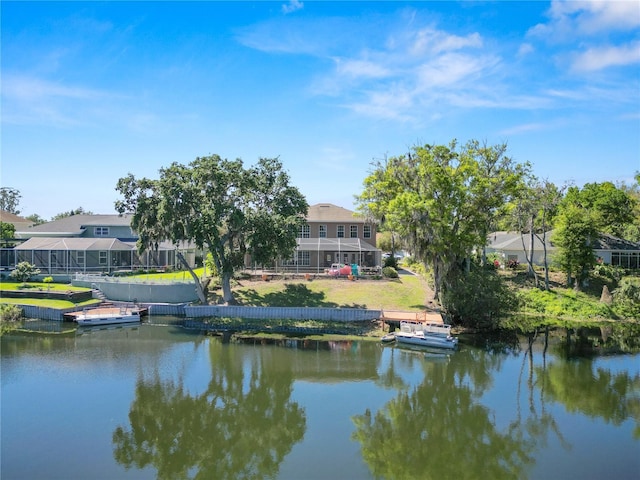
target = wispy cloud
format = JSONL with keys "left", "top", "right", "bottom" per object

{"left": 528, "top": 0, "right": 640, "bottom": 73}
{"left": 570, "top": 41, "right": 640, "bottom": 72}
{"left": 1, "top": 74, "right": 116, "bottom": 127}
{"left": 282, "top": 0, "right": 303, "bottom": 15}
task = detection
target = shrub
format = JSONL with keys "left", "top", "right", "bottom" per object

{"left": 382, "top": 266, "right": 398, "bottom": 278}
{"left": 9, "top": 262, "right": 41, "bottom": 284}
{"left": 383, "top": 256, "right": 398, "bottom": 269}
{"left": 443, "top": 267, "right": 520, "bottom": 329}
{"left": 0, "top": 305, "right": 22, "bottom": 335}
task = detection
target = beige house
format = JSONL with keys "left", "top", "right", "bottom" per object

{"left": 269, "top": 203, "right": 381, "bottom": 273}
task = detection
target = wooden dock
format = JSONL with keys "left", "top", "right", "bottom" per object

{"left": 380, "top": 310, "right": 444, "bottom": 325}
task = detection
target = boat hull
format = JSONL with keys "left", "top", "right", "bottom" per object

{"left": 75, "top": 313, "right": 141, "bottom": 326}
{"left": 395, "top": 332, "right": 458, "bottom": 350}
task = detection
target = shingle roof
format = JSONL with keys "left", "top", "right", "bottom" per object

{"left": 19, "top": 214, "right": 133, "bottom": 234}
{"left": 0, "top": 210, "right": 34, "bottom": 231}
{"left": 14, "top": 237, "right": 135, "bottom": 251}
{"left": 306, "top": 203, "right": 365, "bottom": 223}
{"left": 594, "top": 233, "right": 640, "bottom": 251}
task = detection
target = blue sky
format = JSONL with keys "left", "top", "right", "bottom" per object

{"left": 2, "top": 1, "right": 639, "bottom": 219}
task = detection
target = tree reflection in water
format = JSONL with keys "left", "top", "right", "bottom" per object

{"left": 354, "top": 332, "right": 640, "bottom": 480}
{"left": 112, "top": 340, "right": 306, "bottom": 480}
{"left": 352, "top": 348, "right": 537, "bottom": 480}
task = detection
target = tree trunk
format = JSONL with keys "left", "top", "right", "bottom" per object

{"left": 220, "top": 272, "right": 237, "bottom": 305}
{"left": 176, "top": 251, "right": 208, "bottom": 304}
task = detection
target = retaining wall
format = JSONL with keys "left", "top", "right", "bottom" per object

{"left": 72, "top": 278, "right": 199, "bottom": 303}
{"left": 184, "top": 305, "right": 381, "bottom": 322}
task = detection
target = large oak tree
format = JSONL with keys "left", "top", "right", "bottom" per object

{"left": 357, "top": 140, "right": 526, "bottom": 317}
{"left": 115, "top": 155, "right": 308, "bottom": 304}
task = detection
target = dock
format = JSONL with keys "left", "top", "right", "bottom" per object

{"left": 380, "top": 310, "right": 444, "bottom": 329}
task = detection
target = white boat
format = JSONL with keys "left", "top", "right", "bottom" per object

{"left": 395, "top": 321, "right": 458, "bottom": 350}
{"left": 74, "top": 306, "right": 141, "bottom": 326}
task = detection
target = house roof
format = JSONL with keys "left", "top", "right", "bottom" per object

{"left": 487, "top": 231, "right": 555, "bottom": 252}
{"left": 593, "top": 233, "right": 640, "bottom": 252}
{"left": 15, "top": 237, "right": 135, "bottom": 251}
{"left": 487, "top": 231, "right": 640, "bottom": 253}
{"left": 306, "top": 203, "right": 365, "bottom": 223}
{"left": 0, "top": 210, "right": 34, "bottom": 231}
{"left": 15, "top": 214, "right": 134, "bottom": 237}
{"left": 297, "top": 238, "right": 378, "bottom": 252}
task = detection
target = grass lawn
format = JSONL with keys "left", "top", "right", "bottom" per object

{"left": 0, "top": 281, "right": 91, "bottom": 292}
{"left": 227, "top": 274, "right": 433, "bottom": 311}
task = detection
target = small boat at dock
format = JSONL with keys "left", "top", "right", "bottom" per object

{"left": 69, "top": 306, "right": 142, "bottom": 326}
{"left": 394, "top": 321, "right": 458, "bottom": 350}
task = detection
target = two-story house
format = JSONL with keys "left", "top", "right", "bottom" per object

{"left": 272, "top": 203, "right": 381, "bottom": 273}
{"left": 6, "top": 214, "right": 193, "bottom": 277}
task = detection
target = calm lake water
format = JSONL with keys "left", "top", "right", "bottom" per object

{"left": 1, "top": 320, "right": 639, "bottom": 480}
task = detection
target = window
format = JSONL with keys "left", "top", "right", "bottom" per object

{"left": 319, "top": 225, "right": 327, "bottom": 238}
{"left": 94, "top": 227, "right": 109, "bottom": 237}
{"left": 364, "top": 225, "right": 371, "bottom": 239}
{"left": 350, "top": 225, "right": 358, "bottom": 238}
{"left": 99, "top": 251, "right": 108, "bottom": 265}
{"left": 612, "top": 252, "right": 640, "bottom": 269}
{"left": 337, "top": 225, "right": 345, "bottom": 238}
{"left": 299, "top": 224, "right": 310, "bottom": 238}
{"left": 283, "top": 250, "right": 310, "bottom": 266}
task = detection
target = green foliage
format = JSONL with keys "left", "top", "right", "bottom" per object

{"left": 382, "top": 255, "right": 397, "bottom": 269}
{"left": 1, "top": 222, "right": 16, "bottom": 240}
{"left": 356, "top": 139, "right": 527, "bottom": 300}
{"left": 0, "top": 304, "right": 22, "bottom": 322}
{"left": 592, "top": 264, "right": 625, "bottom": 283}
{"left": 570, "top": 182, "right": 636, "bottom": 238}
{"left": 381, "top": 266, "right": 398, "bottom": 278}
{"left": 116, "top": 155, "right": 308, "bottom": 304}
{"left": 9, "top": 262, "right": 41, "bottom": 284}
{"left": 43, "top": 276, "right": 54, "bottom": 284}
{"left": 0, "top": 304, "right": 22, "bottom": 334}
{"left": 552, "top": 203, "right": 597, "bottom": 288}
{"left": 518, "top": 288, "right": 615, "bottom": 319}
{"left": 613, "top": 277, "right": 640, "bottom": 318}
{"left": 442, "top": 267, "right": 519, "bottom": 329}
{"left": 0, "top": 187, "right": 21, "bottom": 214}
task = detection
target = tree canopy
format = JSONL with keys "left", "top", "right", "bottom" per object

{"left": 356, "top": 140, "right": 527, "bottom": 322}
{"left": 115, "top": 155, "right": 308, "bottom": 304}
{"left": 0, "top": 187, "right": 21, "bottom": 214}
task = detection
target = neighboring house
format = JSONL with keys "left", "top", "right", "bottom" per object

{"left": 487, "top": 231, "right": 640, "bottom": 269}
{"left": 486, "top": 232, "right": 556, "bottom": 266}
{"left": 0, "top": 210, "right": 34, "bottom": 270}
{"left": 0, "top": 210, "right": 35, "bottom": 233}
{"left": 268, "top": 203, "right": 381, "bottom": 273}
{"left": 593, "top": 234, "right": 640, "bottom": 269}
{"left": 1, "top": 214, "right": 195, "bottom": 275}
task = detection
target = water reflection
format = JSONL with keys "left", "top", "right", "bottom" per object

{"left": 112, "top": 339, "right": 306, "bottom": 480}
{"left": 352, "top": 348, "right": 537, "bottom": 480}
{"left": 2, "top": 325, "right": 638, "bottom": 480}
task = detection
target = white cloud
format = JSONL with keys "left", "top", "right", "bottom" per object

{"left": 282, "top": 0, "right": 303, "bottom": 15}
{"left": 333, "top": 58, "right": 391, "bottom": 79}
{"left": 570, "top": 41, "right": 640, "bottom": 72}
{"left": 411, "top": 28, "right": 482, "bottom": 55}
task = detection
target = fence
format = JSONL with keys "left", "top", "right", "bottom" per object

{"left": 17, "top": 303, "right": 382, "bottom": 323}
{"left": 184, "top": 305, "right": 381, "bottom": 322}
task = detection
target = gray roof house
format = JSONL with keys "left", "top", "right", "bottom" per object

{"left": 3, "top": 214, "right": 195, "bottom": 276}
{"left": 487, "top": 231, "right": 640, "bottom": 269}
